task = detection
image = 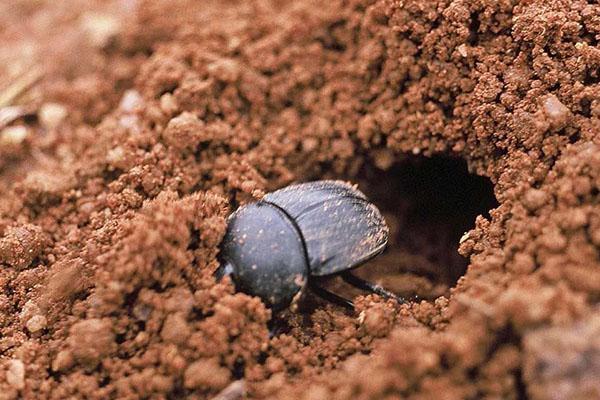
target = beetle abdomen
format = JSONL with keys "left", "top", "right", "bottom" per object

{"left": 263, "top": 180, "right": 389, "bottom": 276}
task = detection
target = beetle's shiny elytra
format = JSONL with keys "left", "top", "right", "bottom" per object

{"left": 217, "top": 180, "right": 391, "bottom": 310}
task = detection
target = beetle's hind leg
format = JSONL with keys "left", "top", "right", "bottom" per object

{"left": 340, "top": 271, "right": 408, "bottom": 304}
{"left": 308, "top": 282, "right": 355, "bottom": 309}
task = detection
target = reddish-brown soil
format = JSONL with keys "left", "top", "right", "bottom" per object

{"left": 1, "top": 0, "right": 600, "bottom": 399}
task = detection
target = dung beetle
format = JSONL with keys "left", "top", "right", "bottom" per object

{"left": 216, "top": 180, "right": 404, "bottom": 310}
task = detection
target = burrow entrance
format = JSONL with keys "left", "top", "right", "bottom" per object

{"left": 330, "top": 155, "right": 498, "bottom": 302}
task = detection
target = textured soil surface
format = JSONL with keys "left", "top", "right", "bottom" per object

{"left": 1, "top": 0, "right": 600, "bottom": 399}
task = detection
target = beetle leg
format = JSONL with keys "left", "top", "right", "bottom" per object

{"left": 340, "top": 271, "right": 407, "bottom": 304}
{"left": 214, "top": 260, "right": 235, "bottom": 281}
{"left": 308, "top": 282, "right": 355, "bottom": 309}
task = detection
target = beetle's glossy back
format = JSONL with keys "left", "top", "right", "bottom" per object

{"left": 263, "top": 180, "right": 389, "bottom": 276}
{"left": 220, "top": 202, "right": 309, "bottom": 310}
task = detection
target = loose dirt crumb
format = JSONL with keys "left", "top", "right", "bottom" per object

{"left": 0, "top": 224, "right": 48, "bottom": 270}
{"left": 67, "top": 318, "right": 116, "bottom": 369}
{"left": 523, "top": 312, "right": 600, "bottom": 399}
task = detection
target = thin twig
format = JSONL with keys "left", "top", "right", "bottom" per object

{"left": 0, "top": 67, "right": 44, "bottom": 108}
{"left": 0, "top": 106, "right": 28, "bottom": 130}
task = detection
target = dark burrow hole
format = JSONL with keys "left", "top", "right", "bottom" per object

{"left": 322, "top": 155, "right": 498, "bottom": 302}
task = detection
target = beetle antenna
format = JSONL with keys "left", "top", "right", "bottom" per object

{"left": 340, "top": 271, "right": 407, "bottom": 304}
{"left": 308, "top": 282, "right": 354, "bottom": 309}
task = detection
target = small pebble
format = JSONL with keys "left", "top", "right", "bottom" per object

{"left": 119, "top": 90, "right": 143, "bottom": 113}
{"left": 543, "top": 95, "right": 570, "bottom": 127}
{"left": 80, "top": 12, "right": 120, "bottom": 48}
{"left": 6, "top": 359, "right": 25, "bottom": 390}
{"left": 26, "top": 315, "right": 47, "bottom": 333}
{"left": 39, "top": 103, "right": 67, "bottom": 129}
{"left": 1, "top": 125, "right": 28, "bottom": 145}
{"left": 106, "top": 146, "right": 125, "bottom": 164}
{"left": 160, "top": 93, "right": 178, "bottom": 115}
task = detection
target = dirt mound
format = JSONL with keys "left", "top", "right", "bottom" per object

{"left": 0, "top": 0, "right": 599, "bottom": 398}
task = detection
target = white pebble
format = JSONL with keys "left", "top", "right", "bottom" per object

{"left": 119, "top": 90, "right": 143, "bottom": 113}
{"left": 26, "top": 315, "right": 47, "bottom": 333}
{"left": 6, "top": 359, "right": 25, "bottom": 390}
{"left": 39, "top": 103, "right": 67, "bottom": 129}
{"left": 106, "top": 146, "right": 125, "bottom": 163}
{"left": 1, "top": 125, "right": 28, "bottom": 145}
{"left": 543, "top": 95, "right": 569, "bottom": 121}
{"left": 80, "top": 12, "right": 121, "bottom": 48}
